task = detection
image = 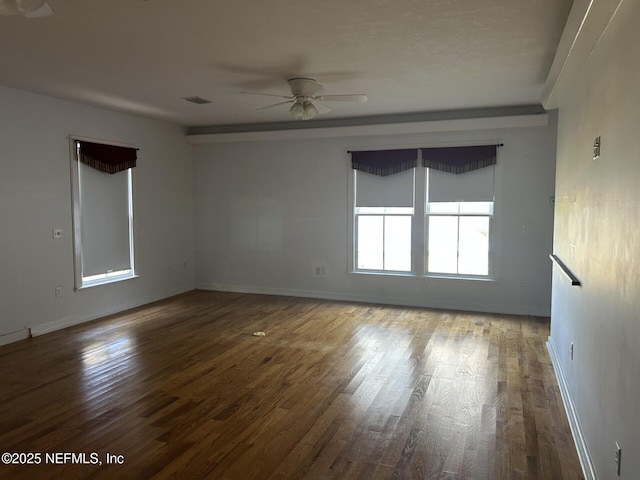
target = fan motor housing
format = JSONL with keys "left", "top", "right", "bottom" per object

{"left": 288, "top": 78, "right": 322, "bottom": 97}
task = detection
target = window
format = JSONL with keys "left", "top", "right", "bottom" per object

{"left": 425, "top": 165, "right": 494, "bottom": 277}
{"left": 426, "top": 201, "right": 492, "bottom": 275}
{"left": 354, "top": 163, "right": 415, "bottom": 273}
{"left": 70, "top": 139, "right": 137, "bottom": 289}
{"left": 351, "top": 145, "right": 497, "bottom": 279}
{"left": 356, "top": 207, "right": 413, "bottom": 271}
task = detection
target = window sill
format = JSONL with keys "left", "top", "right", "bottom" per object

{"left": 423, "top": 273, "right": 495, "bottom": 282}
{"left": 351, "top": 270, "right": 415, "bottom": 278}
{"left": 76, "top": 274, "right": 139, "bottom": 290}
{"left": 351, "top": 270, "right": 495, "bottom": 282}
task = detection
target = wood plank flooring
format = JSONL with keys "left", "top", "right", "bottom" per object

{"left": 0, "top": 291, "right": 584, "bottom": 479}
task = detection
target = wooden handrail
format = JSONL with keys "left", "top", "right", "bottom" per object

{"left": 549, "top": 254, "right": 581, "bottom": 286}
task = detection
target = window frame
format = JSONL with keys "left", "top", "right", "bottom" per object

{"left": 70, "top": 136, "right": 138, "bottom": 290}
{"left": 354, "top": 207, "right": 414, "bottom": 273}
{"left": 424, "top": 201, "right": 494, "bottom": 279}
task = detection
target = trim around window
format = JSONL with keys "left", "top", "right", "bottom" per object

{"left": 80, "top": 270, "right": 139, "bottom": 289}
{"left": 348, "top": 145, "right": 500, "bottom": 281}
{"left": 70, "top": 135, "right": 138, "bottom": 290}
{"left": 425, "top": 203, "right": 493, "bottom": 278}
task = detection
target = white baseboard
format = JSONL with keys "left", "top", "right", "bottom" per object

{"left": 0, "top": 328, "right": 31, "bottom": 347}
{"left": 196, "top": 283, "right": 549, "bottom": 317}
{"left": 197, "top": 283, "right": 371, "bottom": 304}
{"left": 546, "top": 336, "right": 596, "bottom": 480}
{"left": 30, "top": 285, "right": 194, "bottom": 338}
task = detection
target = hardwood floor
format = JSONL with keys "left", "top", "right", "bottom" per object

{"left": 0, "top": 291, "right": 583, "bottom": 479}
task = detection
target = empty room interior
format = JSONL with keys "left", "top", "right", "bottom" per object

{"left": 0, "top": 0, "right": 638, "bottom": 479}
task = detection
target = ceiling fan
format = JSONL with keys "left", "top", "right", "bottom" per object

{"left": 245, "top": 78, "right": 367, "bottom": 121}
{"left": 0, "top": 0, "right": 53, "bottom": 17}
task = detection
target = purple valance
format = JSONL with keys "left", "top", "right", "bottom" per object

{"left": 351, "top": 149, "right": 418, "bottom": 177}
{"left": 76, "top": 140, "right": 138, "bottom": 174}
{"left": 422, "top": 145, "right": 497, "bottom": 174}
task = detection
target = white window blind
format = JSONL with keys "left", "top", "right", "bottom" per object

{"left": 356, "top": 168, "right": 415, "bottom": 207}
{"left": 78, "top": 161, "right": 132, "bottom": 278}
{"left": 428, "top": 165, "right": 494, "bottom": 202}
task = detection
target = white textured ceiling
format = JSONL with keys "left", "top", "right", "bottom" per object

{"left": 0, "top": 0, "right": 572, "bottom": 128}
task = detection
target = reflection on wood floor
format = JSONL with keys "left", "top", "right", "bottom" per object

{"left": 0, "top": 290, "right": 584, "bottom": 479}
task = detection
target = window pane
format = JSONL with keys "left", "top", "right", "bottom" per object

{"left": 458, "top": 216, "right": 490, "bottom": 275}
{"left": 427, "top": 201, "right": 493, "bottom": 215}
{"left": 355, "top": 207, "right": 414, "bottom": 215}
{"left": 459, "top": 202, "right": 493, "bottom": 214}
{"left": 428, "top": 216, "right": 458, "bottom": 274}
{"left": 426, "top": 202, "right": 459, "bottom": 214}
{"left": 357, "top": 216, "right": 383, "bottom": 270}
{"left": 384, "top": 216, "right": 411, "bottom": 271}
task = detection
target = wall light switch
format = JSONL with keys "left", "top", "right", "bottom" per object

{"left": 593, "top": 136, "right": 601, "bottom": 160}
{"left": 52, "top": 228, "right": 63, "bottom": 239}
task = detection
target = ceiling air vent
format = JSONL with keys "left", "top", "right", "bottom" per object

{"left": 182, "top": 96, "right": 212, "bottom": 105}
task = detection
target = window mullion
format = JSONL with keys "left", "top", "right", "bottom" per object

{"left": 382, "top": 215, "right": 386, "bottom": 270}
{"left": 414, "top": 163, "right": 426, "bottom": 275}
{"left": 456, "top": 215, "right": 461, "bottom": 274}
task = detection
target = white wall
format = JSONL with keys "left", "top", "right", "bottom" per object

{"left": 193, "top": 114, "right": 557, "bottom": 316}
{"left": 547, "top": 0, "right": 640, "bottom": 478}
{"left": 0, "top": 85, "right": 195, "bottom": 344}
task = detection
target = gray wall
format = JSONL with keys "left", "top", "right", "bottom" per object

{"left": 549, "top": 0, "right": 640, "bottom": 477}
{"left": 193, "top": 115, "right": 558, "bottom": 316}
{"left": 0, "top": 85, "right": 195, "bottom": 344}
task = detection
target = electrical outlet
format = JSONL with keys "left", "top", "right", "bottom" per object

{"left": 55, "top": 286, "right": 62, "bottom": 298}
{"left": 52, "top": 228, "right": 63, "bottom": 239}
{"left": 615, "top": 442, "right": 621, "bottom": 476}
{"left": 313, "top": 265, "right": 327, "bottom": 276}
{"left": 570, "top": 342, "right": 574, "bottom": 360}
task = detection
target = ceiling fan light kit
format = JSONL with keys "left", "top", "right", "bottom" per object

{"left": 289, "top": 100, "right": 318, "bottom": 121}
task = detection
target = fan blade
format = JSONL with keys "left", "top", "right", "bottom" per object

{"left": 316, "top": 94, "right": 368, "bottom": 103}
{"left": 310, "top": 100, "right": 332, "bottom": 115}
{"left": 241, "top": 92, "right": 293, "bottom": 100}
{"left": 25, "top": 2, "right": 53, "bottom": 17}
{"left": 256, "top": 100, "right": 293, "bottom": 111}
